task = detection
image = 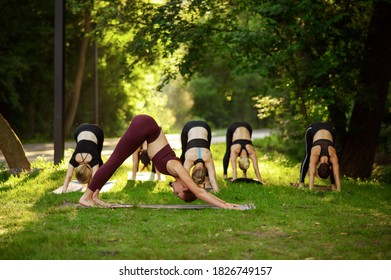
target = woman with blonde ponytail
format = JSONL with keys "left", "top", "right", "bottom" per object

{"left": 223, "top": 122, "right": 263, "bottom": 183}
{"left": 61, "top": 123, "right": 104, "bottom": 193}
{"left": 75, "top": 163, "right": 93, "bottom": 184}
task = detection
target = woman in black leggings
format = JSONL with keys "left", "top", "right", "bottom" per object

{"left": 180, "top": 120, "right": 219, "bottom": 192}
{"left": 79, "top": 115, "right": 244, "bottom": 210}
{"left": 223, "top": 122, "right": 263, "bottom": 183}
{"left": 61, "top": 123, "right": 104, "bottom": 192}
{"left": 299, "top": 122, "right": 341, "bottom": 191}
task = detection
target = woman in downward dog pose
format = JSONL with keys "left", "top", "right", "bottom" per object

{"left": 79, "top": 114, "right": 243, "bottom": 210}
{"left": 223, "top": 122, "right": 263, "bottom": 183}
{"left": 61, "top": 123, "right": 104, "bottom": 193}
{"left": 180, "top": 120, "right": 219, "bottom": 192}
{"left": 299, "top": 122, "right": 341, "bottom": 191}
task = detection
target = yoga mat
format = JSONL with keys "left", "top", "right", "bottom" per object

{"left": 128, "top": 171, "right": 166, "bottom": 181}
{"left": 114, "top": 203, "right": 255, "bottom": 210}
{"left": 59, "top": 202, "right": 255, "bottom": 210}
{"left": 231, "top": 178, "right": 263, "bottom": 184}
{"left": 226, "top": 178, "right": 263, "bottom": 184}
{"left": 53, "top": 180, "right": 116, "bottom": 194}
{"left": 109, "top": 204, "right": 220, "bottom": 209}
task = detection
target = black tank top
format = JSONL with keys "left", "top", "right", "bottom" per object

{"left": 312, "top": 139, "right": 334, "bottom": 159}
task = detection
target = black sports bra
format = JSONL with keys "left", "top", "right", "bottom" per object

{"left": 69, "top": 140, "right": 102, "bottom": 168}
{"left": 312, "top": 139, "right": 334, "bottom": 159}
{"left": 185, "top": 139, "right": 209, "bottom": 151}
{"left": 232, "top": 139, "right": 252, "bottom": 156}
{"left": 185, "top": 139, "right": 208, "bottom": 166}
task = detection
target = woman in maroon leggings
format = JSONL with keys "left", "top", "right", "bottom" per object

{"left": 79, "top": 115, "right": 243, "bottom": 210}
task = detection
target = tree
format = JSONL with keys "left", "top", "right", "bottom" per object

{"left": 64, "top": 5, "right": 92, "bottom": 136}
{"left": 340, "top": 0, "right": 391, "bottom": 178}
{"left": 0, "top": 113, "right": 30, "bottom": 171}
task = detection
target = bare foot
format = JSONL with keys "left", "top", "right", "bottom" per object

{"left": 92, "top": 197, "right": 112, "bottom": 208}
{"left": 291, "top": 182, "right": 302, "bottom": 188}
{"left": 79, "top": 197, "right": 96, "bottom": 207}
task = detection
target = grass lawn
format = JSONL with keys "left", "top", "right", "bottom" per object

{"left": 0, "top": 141, "right": 390, "bottom": 260}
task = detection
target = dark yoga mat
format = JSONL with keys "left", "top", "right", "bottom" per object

{"left": 227, "top": 178, "right": 263, "bottom": 184}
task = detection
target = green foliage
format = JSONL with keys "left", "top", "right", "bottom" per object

{"left": 0, "top": 0, "right": 182, "bottom": 141}
{"left": 163, "top": 77, "right": 194, "bottom": 132}
{"left": 122, "top": 0, "right": 372, "bottom": 137}
{"left": 188, "top": 71, "right": 267, "bottom": 129}
{"left": 188, "top": 76, "right": 231, "bottom": 127}
{"left": 0, "top": 0, "right": 54, "bottom": 139}
{"left": 1, "top": 143, "right": 390, "bottom": 260}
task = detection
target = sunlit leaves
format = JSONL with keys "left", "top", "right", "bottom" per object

{"left": 253, "top": 96, "right": 285, "bottom": 120}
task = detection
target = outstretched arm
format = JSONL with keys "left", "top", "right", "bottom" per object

{"left": 330, "top": 154, "right": 341, "bottom": 191}
{"left": 62, "top": 164, "right": 75, "bottom": 193}
{"left": 308, "top": 154, "right": 318, "bottom": 190}
{"left": 249, "top": 151, "right": 263, "bottom": 183}
{"left": 230, "top": 151, "right": 238, "bottom": 180}
{"left": 205, "top": 158, "right": 219, "bottom": 192}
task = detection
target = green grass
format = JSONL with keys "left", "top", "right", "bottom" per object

{"left": 0, "top": 143, "right": 390, "bottom": 260}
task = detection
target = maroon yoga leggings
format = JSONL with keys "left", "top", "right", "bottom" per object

{"left": 88, "top": 115, "right": 161, "bottom": 192}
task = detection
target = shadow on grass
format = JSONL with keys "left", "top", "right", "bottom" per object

{"left": 0, "top": 168, "right": 42, "bottom": 190}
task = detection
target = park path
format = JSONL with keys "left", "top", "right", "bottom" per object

{"left": 0, "top": 129, "right": 270, "bottom": 165}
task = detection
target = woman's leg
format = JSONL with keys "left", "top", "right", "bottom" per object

{"left": 299, "top": 125, "right": 313, "bottom": 184}
{"left": 223, "top": 124, "right": 234, "bottom": 177}
{"left": 180, "top": 122, "right": 191, "bottom": 164}
{"left": 202, "top": 121, "right": 212, "bottom": 149}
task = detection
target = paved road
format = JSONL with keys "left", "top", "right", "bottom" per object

{"left": 0, "top": 129, "right": 270, "bottom": 165}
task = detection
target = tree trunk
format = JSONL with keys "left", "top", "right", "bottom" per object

{"left": 64, "top": 9, "right": 91, "bottom": 136}
{"left": 328, "top": 96, "right": 348, "bottom": 154}
{"left": 340, "top": 0, "right": 391, "bottom": 178}
{"left": 0, "top": 113, "right": 31, "bottom": 171}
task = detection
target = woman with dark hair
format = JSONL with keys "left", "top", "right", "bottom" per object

{"left": 79, "top": 115, "right": 243, "bottom": 210}
{"left": 61, "top": 123, "right": 104, "bottom": 192}
{"left": 223, "top": 122, "right": 263, "bottom": 183}
{"left": 299, "top": 122, "right": 341, "bottom": 191}
{"left": 131, "top": 140, "right": 161, "bottom": 180}
{"left": 180, "top": 120, "right": 219, "bottom": 192}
